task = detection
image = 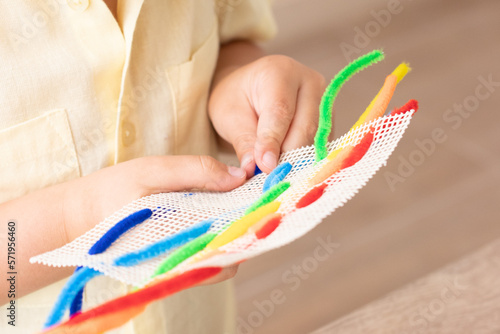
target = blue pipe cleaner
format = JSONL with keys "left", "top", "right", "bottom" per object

{"left": 69, "top": 267, "right": 83, "bottom": 316}
{"left": 113, "top": 219, "right": 214, "bottom": 267}
{"left": 262, "top": 162, "right": 292, "bottom": 193}
{"left": 69, "top": 208, "right": 153, "bottom": 316}
{"left": 44, "top": 268, "right": 101, "bottom": 328}
{"left": 88, "top": 208, "right": 153, "bottom": 255}
{"left": 254, "top": 165, "right": 263, "bottom": 176}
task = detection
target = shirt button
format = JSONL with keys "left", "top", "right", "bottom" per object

{"left": 67, "top": 0, "right": 90, "bottom": 12}
{"left": 121, "top": 121, "right": 136, "bottom": 147}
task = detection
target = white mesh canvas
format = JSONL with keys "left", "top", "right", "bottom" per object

{"left": 31, "top": 112, "right": 415, "bottom": 287}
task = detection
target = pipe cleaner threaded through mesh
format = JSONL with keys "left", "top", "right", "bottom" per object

{"left": 314, "top": 49, "right": 385, "bottom": 161}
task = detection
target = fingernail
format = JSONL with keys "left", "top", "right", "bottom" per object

{"left": 240, "top": 153, "right": 254, "bottom": 169}
{"left": 262, "top": 151, "right": 277, "bottom": 170}
{"left": 228, "top": 166, "right": 246, "bottom": 179}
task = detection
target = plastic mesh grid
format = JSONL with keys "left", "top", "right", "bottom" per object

{"left": 30, "top": 112, "right": 415, "bottom": 286}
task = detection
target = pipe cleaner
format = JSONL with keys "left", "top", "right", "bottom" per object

{"left": 254, "top": 165, "right": 263, "bottom": 176}
{"left": 37, "top": 51, "right": 421, "bottom": 334}
{"left": 245, "top": 181, "right": 290, "bottom": 214}
{"left": 296, "top": 183, "right": 328, "bottom": 208}
{"left": 44, "top": 268, "right": 222, "bottom": 334}
{"left": 262, "top": 162, "right": 292, "bottom": 193}
{"left": 205, "top": 201, "right": 281, "bottom": 251}
{"left": 341, "top": 130, "right": 374, "bottom": 169}
{"left": 311, "top": 146, "right": 353, "bottom": 186}
{"left": 114, "top": 219, "right": 214, "bottom": 267}
{"left": 325, "top": 74, "right": 395, "bottom": 161}
{"left": 189, "top": 214, "right": 284, "bottom": 264}
{"left": 69, "top": 208, "right": 153, "bottom": 316}
{"left": 151, "top": 232, "right": 217, "bottom": 278}
{"left": 71, "top": 267, "right": 220, "bottom": 324}
{"left": 314, "top": 49, "right": 384, "bottom": 162}
{"left": 362, "top": 74, "right": 398, "bottom": 124}
{"left": 68, "top": 268, "right": 84, "bottom": 317}
{"left": 311, "top": 129, "right": 374, "bottom": 185}
{"left": 44, "top": 268, "right": 101, "bottom": 329}
{"left": 353, "top": 62, "right": 410, "bottom": 128}
{"left": 44, "top": 305, "right": 146, "bottom": 334}
{"left": 391, "top": 99, "right": 419, "bottom": 116}
{"left": 247, "top": 213, "right": 282, "bottom": 236}
{"left": 88, "top": 208, "right": 153, "bottom": 255}
{"left": 223, "top": 213, "right": 283, "bottom": 252}
{"left": 252, "top": 213, "right": 283, "bottom": 239}
{"left": 378, "top": 99, "right": 419, "bottom": 132}
{"left": 327, "top": 63, "right": 409, "bottom": 161}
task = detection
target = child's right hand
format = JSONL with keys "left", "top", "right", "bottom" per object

{"left": 68, "top": 155, "right": 245, "bottom": 285}
{"left": 64, "top": 155, "right": 247, "bottom": 241}
{"left": 1, "top": 155, "right": 245, "bottom": 301}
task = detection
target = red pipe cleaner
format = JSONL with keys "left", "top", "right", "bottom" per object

{"left": 255, "top": 215, "right": 283, "bottom": 239}
{"left": 390, "top": 99, "right": 419, "bottom": 116}
{"left": 296, "top": 183, "right": 328, "bottom": 209}
{"left": 44, "top": 267, "right": 222, "bottom": 333}
{"left": 341, "top": 130, "right": 374, "bottom": 169}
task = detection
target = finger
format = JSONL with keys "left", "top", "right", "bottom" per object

{"left": 252, "top": 74, "right": 299, "bottom": 173}
{"left": 209, "top": 91, "right": 258, "bottom": 178}
{"left": 198, "top": 265, "right": 239, "bottom": 286}
{"left": 281, "top": 75, "right": 326, "bottom": 151}
{"left": 135, "top": 155, "right": 247, "bottom": 193}
{"left": 222, "top": 107, "right": 259, "bottom": 178}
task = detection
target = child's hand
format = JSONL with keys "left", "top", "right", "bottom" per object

{"left": 66, "top": 155, "right": 246, "bottom": 241}
{"left": 209, "top": 49, "right": 326, "bottom": 176}
{"left": 1, "top": 155, "right": 245, "bottom": 300}
{"left": 65, "top": 156, "right": 246, "bottom": 284}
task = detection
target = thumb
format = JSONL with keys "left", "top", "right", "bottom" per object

{"left": 137, "top": 155, "right": 247, "bottom": 193}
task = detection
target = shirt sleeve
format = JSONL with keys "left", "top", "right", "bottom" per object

{"left": 215, "top": 0, "right": 277, "bottom": 44}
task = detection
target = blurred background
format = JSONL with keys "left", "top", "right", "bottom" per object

{"left": 234, "top": 0, "right": 500, "bottom": 332}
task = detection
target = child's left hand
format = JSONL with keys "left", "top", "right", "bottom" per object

{"left": 209, "top": 45, "right": 326, "bottom": 176}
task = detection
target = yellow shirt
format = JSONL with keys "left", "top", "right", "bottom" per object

{"left": 0, "top": 0, "right": 275, "bottom": 332}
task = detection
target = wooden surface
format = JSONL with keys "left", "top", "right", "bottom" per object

{"left": 311, "top": 238, "right": 500, "bottom": 333}
{"left": 234, "top": 1, "right": 500, "bottom": 333}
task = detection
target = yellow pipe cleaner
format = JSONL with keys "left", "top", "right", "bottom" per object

{"left": 327, "top": 63, "right": 410, "bottom": 160}
{"left": 356, "top": 62, "right": 410, "bottom": 126}
{"left": 310, "top": 146, "right": 354, "bottom": 186}
{"left": 204, "top": 201, "right": 281, "bottom": 251}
